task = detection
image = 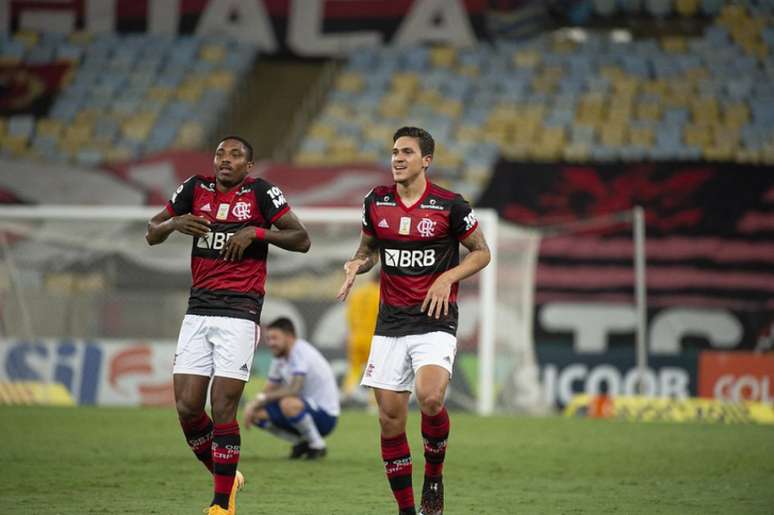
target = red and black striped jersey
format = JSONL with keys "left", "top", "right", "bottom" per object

{"left": 166, "top": 175, "right": 290, "bottom": 323}
{"left": 362, "top": 181, "right": 479, "bottom": 337}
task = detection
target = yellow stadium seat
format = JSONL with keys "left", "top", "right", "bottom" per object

{"left": 457, "top": 63, "right": 480, "bottom": 78}
{"left": 675, "top": 0, "right": 699, "bottom": 16}
{"left": 104, "top": 146, "right": 133, "bottom": 164}
{"left": 308, "top": 123, "right": 337, "bottom": 140}
{"left": 174, "top": 121, "right": 205, "bottom": 149}
{"left": 36, "top": 118, "right": 64, "bottom": 139}
{"left": 62, "top": 124, "right": 92, "bottom": 145}
{"left": 628, "top": 127, "right": 654, "bottom": 147}
{"left": 662, "top": 36, "right": 687, "bottom": 53}
{"left": 2, "top": 136, "right": 28, "bottom": 156}
{"left": 68, "top": 31, "right": 92, "bottom": 45}
{"left": 200, "top": 44, "right": 226, "bottom": 62}
{"left": 430, "top": 46, "right": 456, "bottom": 68}
{"left": 437, "top": 99, "right": 463, "bottom": 118}
{"left": 14, "top": 30, "right": 38, "bottom": 48}
{"left": 683, "top": 125, "right": 711, "bottom": 147}
{"left": 207, "top": 71, "right": 235, "bottom": 90}
{"left": 636, "top": 101, "right": 661, "bottom": 122}
{"left": 734, "top": 148, "right": 760, "bottom": 164}
{"left": 177, "top": 86, "right": 203, "bottom": 103}
{"left": 563, "top": 143, "right": 591, "bottom": 161}
{"left": 390, "top": 72, "right": 419, "bottom": 93}
{"left": 416, "top": 88, "right": 442, "bottom": 107}
{"left": 600, "top": 124, "right": 627, "bottom": 146}
{"left": 335, "top": 72, "right": 365, "bottom": 93}
{"left": 513, "top": 49, "right": 540, "bottom": 69}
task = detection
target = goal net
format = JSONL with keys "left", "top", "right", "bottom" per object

{"left": 0, "top": 205, "right": 549, "bottom": 413}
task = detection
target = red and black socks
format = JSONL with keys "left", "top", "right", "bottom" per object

{"left": 211, "top": 420, "right": 240, "bottom": 509}
{"left": 421, "top": 407, "right": 450, "bottom": 480}
{"left": 179, "top": 412, "right": 214, "bottom": 473}
{"left": 381, "top": 432, "right": 416, "bottom": 514}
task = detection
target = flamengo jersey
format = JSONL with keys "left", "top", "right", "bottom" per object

{"left": 166, "top": 175, "right": 290, "bottom": 323}
{"left": 362, "top": 181, "right": 479, "bottom": 337}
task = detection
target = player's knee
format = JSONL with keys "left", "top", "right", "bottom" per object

{"left": 175, "top": 398, "right": 202, "bottom": 422}
{"left": 417, "top": 392, "right": 444, "bottom": 416}
{"left": 211, "top": 396, "right": 240, "bottom": 423}
{"left": 279, "top": 396, "right": 304, "bottom": 417}
{"left": 378, "top": 410, "right": 405, "bottom": 435}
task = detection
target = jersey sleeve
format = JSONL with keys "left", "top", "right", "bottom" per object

{"left": 288, "top": 347, "right": 309, "bottom": 376}
{"left": 267, "top": 359, "right": 283, "bottom": 384}
{"left": 450, "top": 194, "right": 479, "bottom": 240}
{"left": 165, "top": 176, "right": 196, "bottom": 216}
{"left": 361, "top": 189, "right": 375, "bottom": 235}
{"left": 255, "top": 180, "right": 291, "bottom": 226}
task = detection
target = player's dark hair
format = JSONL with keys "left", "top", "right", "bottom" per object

{"left": 267, "top": 317, "right": 296, "bottom": 336}
{"left": 217, "top": 135, "right": 254, "bottom": 162}
{"left": 393, "top": 126, "right": 435, "bottom": 157}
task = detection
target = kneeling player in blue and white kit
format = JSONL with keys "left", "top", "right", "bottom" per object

{"left": 337, "top": 127, "right": 491, "bottom": 515}
{"left": 243, "top": 317, "right": 340, "bottom": 459}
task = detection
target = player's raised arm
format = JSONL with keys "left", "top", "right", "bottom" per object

{"left": 145, "top": 208, "right": 211, "bottom": 246}
{"left": 337, "top": 231, "right": 380, "bottom": 302}
{"left": 421, "top": 227, "right": 491, "bottom": 319}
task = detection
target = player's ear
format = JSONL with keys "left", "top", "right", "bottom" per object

{"left": 246, "top": 160, "right": 254, "bottom": 170}
{"left": 422, "top": 154, "right": 432, "bottom": 169}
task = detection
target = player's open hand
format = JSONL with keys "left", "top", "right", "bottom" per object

{"left": 336, "top": 258, "right": 366, "bottom": 301}
{"left": 173, "top": 214, "right": 210, "bottom": 237}
{"left": 422, "top": 276, "right": 452, "bottom": 319}
{"left": 221, "top": 226, "right": 255, "bottom": 261}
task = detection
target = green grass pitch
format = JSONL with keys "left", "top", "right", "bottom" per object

{"left": 1, "top": 406, "right": 772, "bottom": 514}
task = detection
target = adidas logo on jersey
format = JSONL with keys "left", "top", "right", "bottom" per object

{"left": 378, "top": 219, "right": 389, "bottom": 228}
{"left": 201, "top": 203, "right": 212, "bottom": 212}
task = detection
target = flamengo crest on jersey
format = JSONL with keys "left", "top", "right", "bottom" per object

{"left": 361, "top": 182, "right": 478, "bottom": 337}
{"left": 165, "top": 175, "right": 290, "bottom": 323}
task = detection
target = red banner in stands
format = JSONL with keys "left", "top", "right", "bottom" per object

{"left": 478, "top": 160, "right": 774, "bottom": 355}
{"left": 108, "top": 150, "right": 387, "bottom": 208}
{"left": 5, "top": 0, "right": 492, "bottom": 56}
{"left": 0, "top": 62, "right": 71, "bottom": 116}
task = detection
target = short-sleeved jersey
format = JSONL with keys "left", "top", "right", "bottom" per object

{"left": 362, "top": 181, "right": 479, "bottom": 337}
{"left": 165, "top": 175, "right": 290, "bottom": 323}
{"left": 267, "top": 339, "right": 341, "bottom": 416}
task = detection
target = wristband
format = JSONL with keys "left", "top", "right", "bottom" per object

{"left": 254, "top": 227, "right": 266, "bottom": 240}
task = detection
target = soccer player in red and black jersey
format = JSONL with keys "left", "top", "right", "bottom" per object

{"left": 146, "top": 136, "right": 310, "bottom": 515}
{"left": 337, "top": 127, "right": 490, "bottom": 515}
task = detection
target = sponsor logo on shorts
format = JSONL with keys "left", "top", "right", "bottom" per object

{"left": 365, "top": 363, "right": 375, "bottom": 377}
{"left": 240, "top": 363, "right": 249, "bottom": 372}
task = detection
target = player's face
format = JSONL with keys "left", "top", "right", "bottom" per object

{"left": 214, "top": 139, "right": 253, "bottom": 188}
{"left": 266, "top": 328, "right": 291, "bottom": 357}
{"left": 391, "top": 136, "right": 431, "bottom": 185}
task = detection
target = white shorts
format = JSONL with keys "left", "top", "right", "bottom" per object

{"left": 360, "top": 332, "right": 457, "bottom": 392}
{"left": 172, "top": 314, "right": 259, "bottom": 382}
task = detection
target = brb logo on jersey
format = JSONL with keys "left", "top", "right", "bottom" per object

{"left": 197, "top": 231, "right": 234, "bottom": 250}
{"left": 232, "top": 201, "right": 251, "bottom": 220}
{"left": 384, "top": 248, "right": 436, "bottom": 268}
{"left": 416, "top": 218, "right": 436, "bottom": 238}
